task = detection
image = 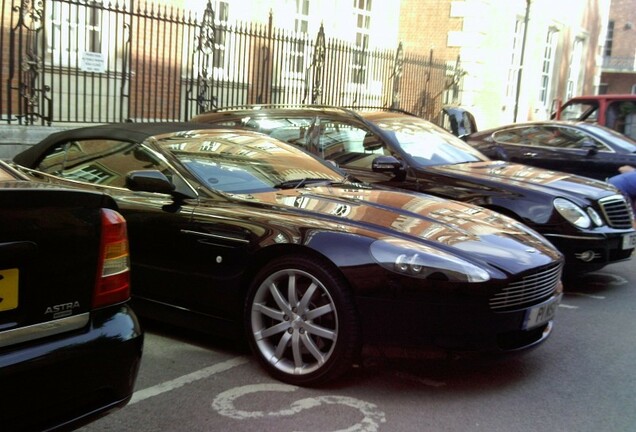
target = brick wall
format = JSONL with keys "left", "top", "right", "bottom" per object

{"left": 602, "top": 74, "right": 636, "bottom": 93}
{"left": 608, "top": 0, "right": 636, "bottom": 57}
{"left": 398, "top": 0, "right": 461, "bottom": 60}
{"left": 602, "top": 0, "right": 636, "bottom": 95}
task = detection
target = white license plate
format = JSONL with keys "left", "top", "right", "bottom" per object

{"left": 523, "top": 294, "right": 562, "bottom": 330}
{"left": 622, "top": 232, "right": 636, "bottom": 250}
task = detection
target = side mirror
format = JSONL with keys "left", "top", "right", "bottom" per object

{"left": 580, "top": 139, "right": 598, "bottom": 156}
{"left": 126, "top": 170, "right": 176, "bottom": 194}
{"left": 372, "top": 155, "right": 403, "bottom": 174}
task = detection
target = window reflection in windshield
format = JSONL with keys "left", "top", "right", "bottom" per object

{"left": 157, "top": 130, "right": 344, "bottom": 193}
{"left": 376, "top": 117, "right": 487, "bottom": 166}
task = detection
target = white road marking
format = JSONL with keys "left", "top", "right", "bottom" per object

{"left": 129, "top": 356, "right": 250, "bottom": 405}
{"left": 586, "top": 273, "right": 629, "bottom": 285}
{"left": 566, "top": 292, "right": 606, "bottom": 300}
{"left": 212, "top": 383, "right": 387, "bottom": 432}
{"left": 393, "top": 371, "right": 446, "bottom": 387}
{"left": 558, "top": 303, "right": 578, "bottom": 309}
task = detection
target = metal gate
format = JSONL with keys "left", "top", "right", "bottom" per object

{"left": 0, "top": 0, "right": 463, "bottom": 125}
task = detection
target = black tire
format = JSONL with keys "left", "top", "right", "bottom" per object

{"left": 244, "top": 255, "right": 360, "bottom": 386}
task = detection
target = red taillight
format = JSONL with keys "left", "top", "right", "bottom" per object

{"left": 93, "top": 208, "right": 131, "bottom": 309}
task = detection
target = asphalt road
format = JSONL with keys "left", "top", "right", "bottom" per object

{"left": 80, "top": 255, "right": 636, "bottom": 432}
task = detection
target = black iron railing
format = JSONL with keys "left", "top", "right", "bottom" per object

{"left": 1, "top": 0, "right": 463, "bottom": 125}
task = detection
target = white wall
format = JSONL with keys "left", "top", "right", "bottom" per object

{"left": 450, "top": 0, "right": 610, "bottom": 129}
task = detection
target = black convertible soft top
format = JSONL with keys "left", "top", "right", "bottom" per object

{"left": 13, "top": 122, "right": 228, "bottom": 167}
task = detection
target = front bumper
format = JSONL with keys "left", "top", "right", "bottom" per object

{"left": 356, "top": 291, "right": 560, "bottom": 353}
{"left": 0, "top": 304, "right": 143, "bottom": 432}
{"left": 544, "top": 231, "right": 635, "bottom": 273}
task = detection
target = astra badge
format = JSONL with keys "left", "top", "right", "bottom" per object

{"left": 45, "top": 301, "right": 80, "bottom": 318}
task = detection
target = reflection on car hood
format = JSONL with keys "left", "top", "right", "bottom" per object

{"left": 429, "top": 160, "right": 616, "bottom": 200}
{"left": 244, "top": 184, "right": 561, "bottom": 275}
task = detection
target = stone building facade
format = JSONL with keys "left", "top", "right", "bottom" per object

{"left": 0, "top": 0, "right": 612, "bottom": 157}
{"left": 398, "top": 0, "right": 611, "bottom": 129}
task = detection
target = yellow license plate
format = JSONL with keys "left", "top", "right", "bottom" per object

{"left": 0, "top": 268, "right": 19, "bottom": 312}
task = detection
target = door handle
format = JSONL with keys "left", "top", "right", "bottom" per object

{"left": 523, "top": 152, "right": 538, "bottom": 158}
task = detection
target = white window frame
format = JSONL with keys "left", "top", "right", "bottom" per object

{"left": 538, "top": 27, "right": 558, "bottom": 106}
{"left": 46, "top": 0, "right": 107, "bottom": 68}
{"left": 352, "top": 0, "right": 372, "bottom": 85}
{"left": 566, "top": 37, "right": 585, "bottom": 100}
{"left": 288, "top": 0, "right": 310, "bottom": 78}
{"left": 212, "top": 1, "right": 230, "bottom": 77}
{"left": 276, "top": 0, "right": 311, "bottom": 96}
{"left": 505, "top": 17, "right": 525, "bottom": 102}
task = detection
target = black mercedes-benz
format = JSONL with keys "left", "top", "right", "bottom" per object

{"left": 193, "top": 107, "right": 636, "bottom": 275}
{"left": 13, "top": 123, "right": 563, "bottom": 386}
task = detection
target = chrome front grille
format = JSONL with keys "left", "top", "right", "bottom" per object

{"left": 599, "top": 195, "right": 633, "bottom": 229}
{"left": 490, "top": 263, "right": 562, "bottom": 311}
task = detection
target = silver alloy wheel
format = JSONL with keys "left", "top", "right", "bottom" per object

{"left": 250, "top": 268, "right": 338, "bottom": 377}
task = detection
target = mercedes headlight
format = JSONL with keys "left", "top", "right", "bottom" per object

{"left": 370, "top": 239, "right": 490, "bottom": 283}
{"left": 554, "top": 198, "right": 591, "bottom": 229}
{"left": 586, "top": 207, "right": 604, "bottom": 227}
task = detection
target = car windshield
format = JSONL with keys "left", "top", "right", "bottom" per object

{"left": 155, "top": 130, "right": 346, "bottom": 194}
{"left": 373, "top": 116, "right": 488, "bottom": 166}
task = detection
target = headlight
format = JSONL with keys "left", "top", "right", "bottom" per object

{"left": 370, "top": 239, "right": 490, "bottom": 283}
{"left": 587, "top": 207, "right": 604, "bottom": 227}
{"left": 554, "top": 198, "right": 591, "bottom": 229}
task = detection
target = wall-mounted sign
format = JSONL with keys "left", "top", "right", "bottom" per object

{"left": 80, "top": 52, "right": 106, "bottom": 73}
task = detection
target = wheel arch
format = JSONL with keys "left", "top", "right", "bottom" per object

{"left": 483, "top": 197, "right": 554, "bottom": 226}
{"left": 242, "top": 241, "right": 365, "bottom": 386}
{"left": 241, "top": 243, "right": 360, "bottom": 299}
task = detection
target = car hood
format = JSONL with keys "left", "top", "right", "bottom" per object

{"left": 240, "top": 184, "right": 562, "bottom": 276}
{"left": 426, "top": 160, "right": 616, "bottom": 201}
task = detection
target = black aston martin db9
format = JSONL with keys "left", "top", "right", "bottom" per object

{"left": 13, "top": 123, "right": 563, "bottom": 386}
